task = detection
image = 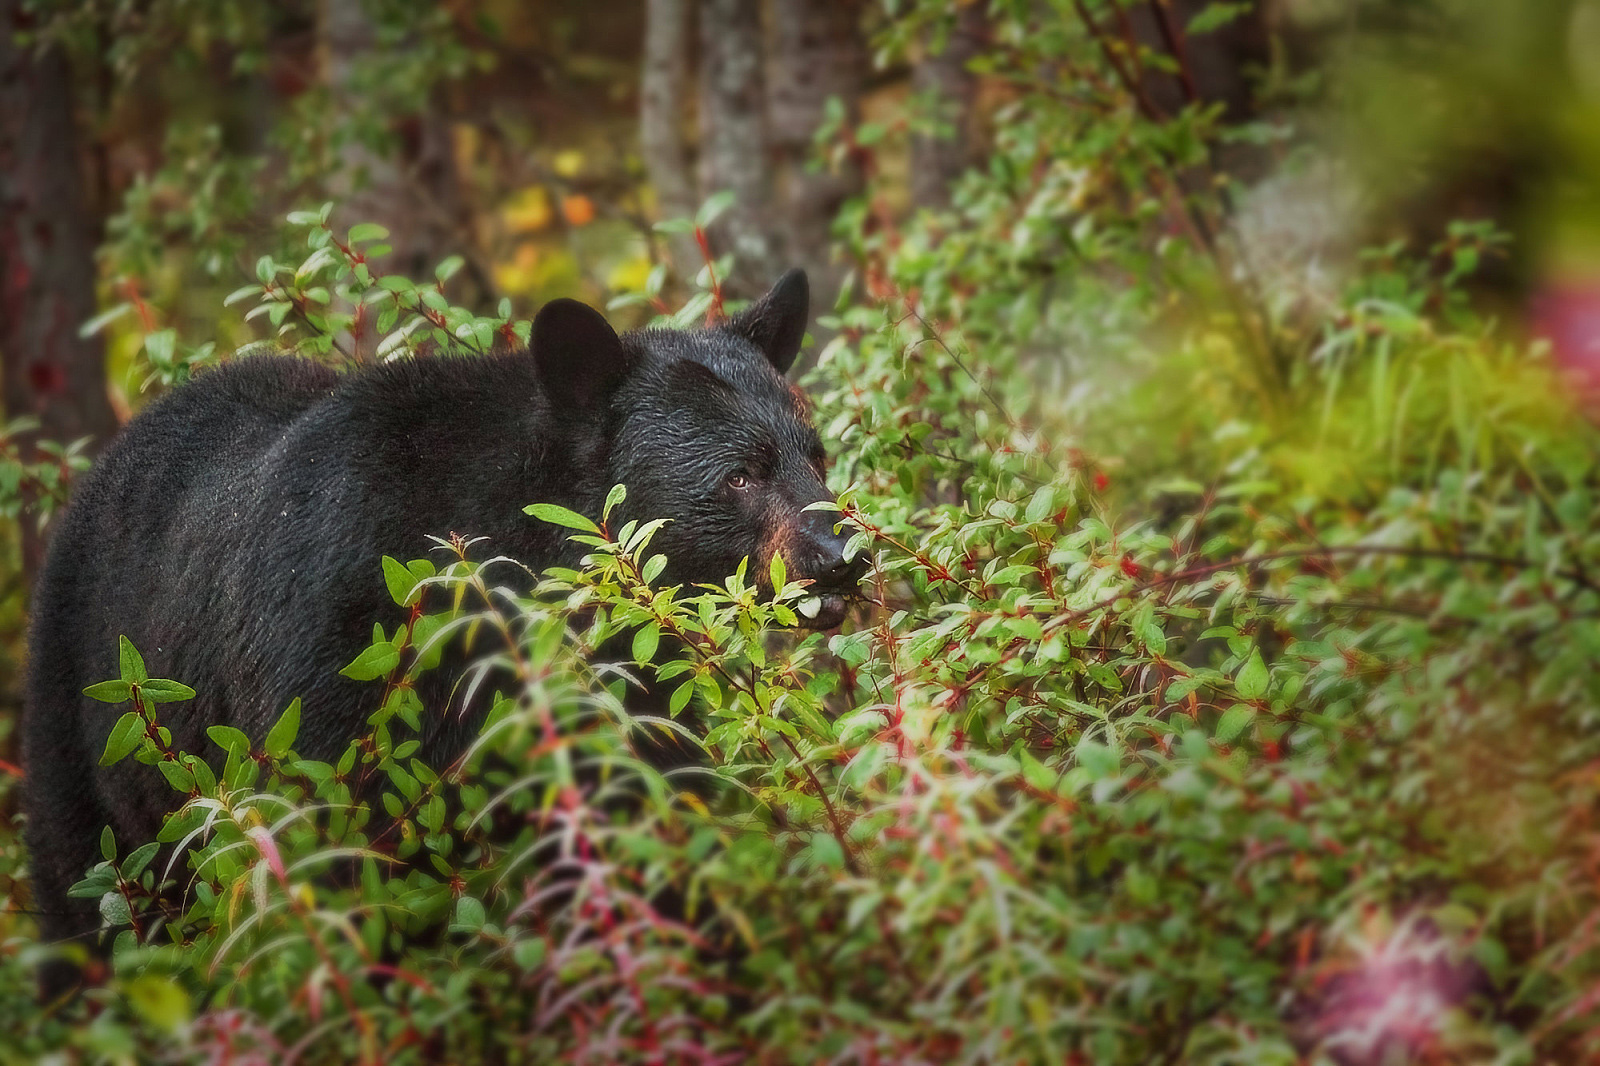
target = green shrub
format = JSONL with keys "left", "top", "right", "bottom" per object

{"left": 8, "top": 3, "right": 1600, "bottom": 1062}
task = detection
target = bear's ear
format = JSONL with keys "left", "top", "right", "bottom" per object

{"left": 530, "top": 298, "right": 632, "bottom": 409}
{"left": 725, "top": 268, "right": 809, "bottom": 375}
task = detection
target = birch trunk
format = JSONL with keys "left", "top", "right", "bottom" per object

{"left": 699, "top": 0, "right": 778, "bottom": 291}
{"left": 642, "top": 0, "right": 702, "bottom": 275}
{"left": 770, "top": 0, "right": 865, "bottom": 313}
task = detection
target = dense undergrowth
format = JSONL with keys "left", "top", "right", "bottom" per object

{"left": 7, "top": 2, "right": 1600, "bottom": 1062}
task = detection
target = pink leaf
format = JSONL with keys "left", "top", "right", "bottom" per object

{"left": 247, "top": 826, "right": 287, "bottom": 884}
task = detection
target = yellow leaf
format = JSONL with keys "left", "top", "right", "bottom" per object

{"left": 122, "top": 974, "right": 191, "bottom": 1034}
{"left": 493, "top": 243, "right": 542, "bottom": 297}
{"left": 607, "top": 255, "right": 653, "bottom": 293}
{"left": 503, "top": 186, "right": 552, "bottom": 234}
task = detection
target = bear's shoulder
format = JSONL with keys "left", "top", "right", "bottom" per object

{"left": 178, "top": 352, "right": 342, "bottom": 414}
{"left": 327, "top": 350, "right": 545, "bottom": 434}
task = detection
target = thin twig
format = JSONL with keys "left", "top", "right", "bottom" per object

{"left": 1146, "top": 0, "right": 1200, "bottom": 105}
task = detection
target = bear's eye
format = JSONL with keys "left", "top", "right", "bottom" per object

{"left": 727, "top": 470, "right": 753, "bottom": 490}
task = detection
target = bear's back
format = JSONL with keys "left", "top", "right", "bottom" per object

{"left": 25, "top": 349, "right": 571, "bottom": 775}
{"left": 30, "top": 355, "right": 341, "bottom": 662}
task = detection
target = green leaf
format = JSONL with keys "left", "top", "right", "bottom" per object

{"left": 158, "top": 760, "right": 195, "bottom": 792}
{"left": 523, "top": 503, "right": 600, "bottom": 534}
{"left": 207, "top": 725, "right": 252, "bottom": 758}
{"left": 653, "top": 217, "right": 696, "bottom": 236}
{"left": 265, "top": 698, "right": 302, "bottom": 759}
{"left": 84, "top": 680, "right": 132, "bottom": 704}
{"left": 79, "top": 302, "right": 132, "bottom": 338}
{"left": 348, "top": 222, "right": 390, "bottom": 244}
{"left": 341, "top": 642, "right": 400, "bottom": 681}
{"left": 99, "top": 891, "right": 131, "bottom": 927}
{"left": 118, "top": 636, "right": 148, "bottom": 684}
{"left": 452, "top": 895, "right": 486, "bottom": 931}
{"left": 696, "top": 189, "right": 736, "bottom": 228}
{"left": 100, "top": 825, "right": 117, "bottom": 862}
{"left": 604, "top": 483, "right": 627, "bottom": 520}
{"left": 1164, "top": 675, "right": 1205, "bottom": 701}
{"left": 809, "top": 832, "right": 845, "bottom": 871}
{"left": 1187, "top": 1, "right": 1252, "bottom": 34}
{"left": 383, "top": 555, "right": 420, "bottom": 606}
{"left": 1076, "top": 738, "right": 1120, "bottom": 780}
{"left": 1214, "top": 703, "right": 1254, "bottom": 744}
{"left": 295, "top": 247, "right": 337, "bottom": 281}
{"left": 140, "top": 679, "right": 196, "bottom": 704}
{"left": 1018, "top": 748, "right": 1057, "bottom": 792}
{"left": 434, "top": 255, "right": 464, "bottom": 282}
{"left": 512, "top": 938, "right": 547, "bottom": 970}
{"left": 1235, "top": 648, "right": 1269, "bottom": 700}
{"left": 188, "top": 755, "right": 215, "bottom": 794}
{"left": 67, "top": 869, "right": 116, "bottom": 898}
{"left": 642, "top": 554, "right": 668, "bottom": 584}
{"left": 1025, "top": 484, "right": 1056, "bottom": 524}
{"left": 1139, "top": 620, "right": 1167, "bottom": 656}
{"left": 830, "top": 631, "right": 871, "bottom": 666}
{"left": 122, "top": 842, "right": 160, "bottom": 882}
{"left": 100, "top": 712, "right": 145, "bottom": 766}
{"left": 632, "top": 623, "right": 661, "bottom": 664}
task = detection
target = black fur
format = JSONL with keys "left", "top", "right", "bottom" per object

{"left": 22, "top": 270, "right": 860, "bottom": 986}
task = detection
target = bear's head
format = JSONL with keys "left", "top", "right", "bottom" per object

{"left": 530, "top": 269, "right": 866, "bottom": 629}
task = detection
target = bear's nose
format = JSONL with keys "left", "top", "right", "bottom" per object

{"left": 820, "top": 550, "right": 868, "bottom": 589}
{"left": 800, "top": 507, "right": 868, "bottom": 589}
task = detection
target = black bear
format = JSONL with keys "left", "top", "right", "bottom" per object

{"left": 23, "top": 268, "right": 864, "bottom": 983}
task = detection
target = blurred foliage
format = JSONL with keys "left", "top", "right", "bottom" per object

{"left": 7, "top": 0, "right": 1600, "bottom": 1062}
{"left": 0, "top": 0, "right": 657, "bottom": 714}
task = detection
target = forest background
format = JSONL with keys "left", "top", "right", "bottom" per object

{"left": 7, "top": 0, "right": 1600, "bottom": 1062}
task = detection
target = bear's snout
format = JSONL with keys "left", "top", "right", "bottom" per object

{"left": 797, "top": 506, "right": 867, "bottom": 592}
{"left": 786, "top": 505, "right": 867, "bottom": 629}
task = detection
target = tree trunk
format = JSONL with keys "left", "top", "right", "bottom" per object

{"left": 0, "top": 2, "right": 118, "bottom": 582}
{"left": 323, "top": 0, "right": 490, "bottom": 333}
{"left": 641, "top": 0, "right": 702, "bottom": 277}
{"left": 769, "top": 0, "right": 866, "bottom": 315}
{"left": 910, "top": 4, "right": 986, "bottom": 210}
{"left": 699, "top": 0, "right": 779, "bottom": 292}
